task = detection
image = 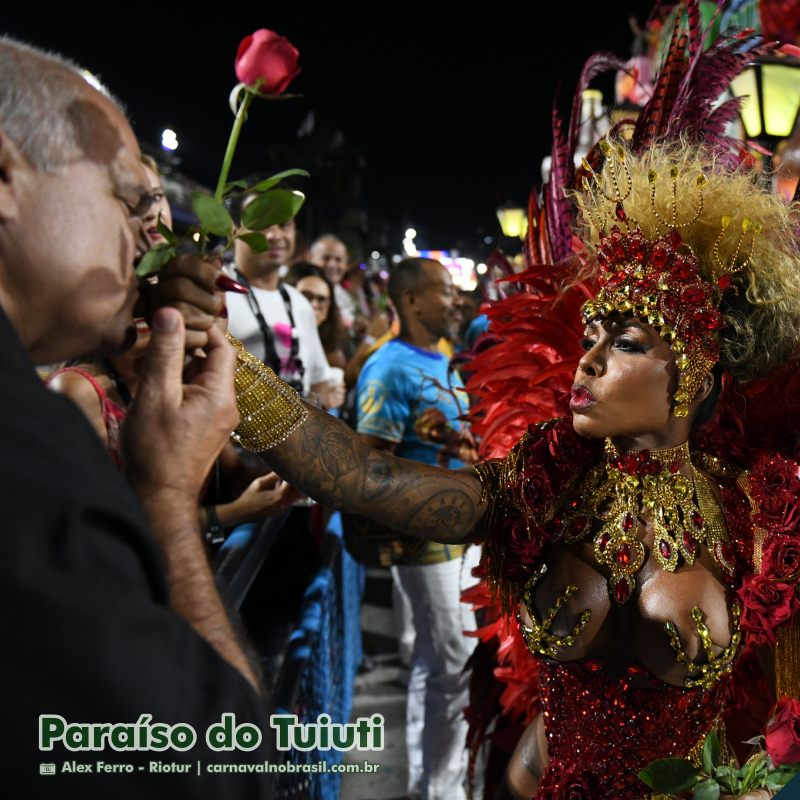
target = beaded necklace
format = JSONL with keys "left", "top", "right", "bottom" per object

{"left": 557, "top": 439, "right": 735, "bottom": 604}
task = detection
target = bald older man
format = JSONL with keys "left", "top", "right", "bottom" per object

{"left": 0, "top": 38, "right": 270, "bottom": 797}
{"left": 309, "top": 234, "right": 357, "bottom": 327}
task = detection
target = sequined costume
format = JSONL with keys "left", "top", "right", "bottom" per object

{"left": 461, "top": 3, "right": 800, "bottom": 797}
{"left": 470, "top": 417, "right": 784, "bottom": 799}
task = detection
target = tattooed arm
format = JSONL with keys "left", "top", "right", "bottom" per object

{"left": 263, "top": 405, "right": 486, "bottom": 544}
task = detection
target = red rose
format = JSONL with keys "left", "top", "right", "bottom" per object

{"left": 738, "top": 573, "right": 799, "bottom": 646}
{"left": 757, "top": 494, "right": 800, "bottom": 535}
{"left": 763, "top": 535, "right": 800, "bottom": 581}
{"left": 765, "top": 696, "right": 800, "bottom": 766}
{"left": 235, "top": 29, "right": 300, "bottom": 95}
{"left": 752, "top": 454, "right": 800, "bottom": 505}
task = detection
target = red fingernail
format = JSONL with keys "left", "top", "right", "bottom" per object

{"left": 216, "top": 273, "right": 249, "bottom": 294}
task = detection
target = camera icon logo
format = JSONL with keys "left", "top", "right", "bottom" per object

{"left": 39, "top": 763, "right": 56, "bottom": 775}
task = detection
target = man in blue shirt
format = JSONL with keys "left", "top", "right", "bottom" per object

{"left": 356, "top": 258, "right": 479, "bottom": 800}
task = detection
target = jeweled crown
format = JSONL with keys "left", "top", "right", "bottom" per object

{"left": 577, "top": 142, "right": 762, "bottom": 416}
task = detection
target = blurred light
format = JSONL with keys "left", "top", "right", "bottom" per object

{"left": 392, "top": 254, "right": 402, "bottom": 263}
{"left": 161, "top": 128, "right": 179, "bottom": 151}
{"left": 192, "top": 232, "right": 201, "bottom": 242}
{"left": 477, "top": 263, "right": 488, "bottom": 275}
{"left": 370, "top": 250, "right": 381, "bottom": 260}
{"left": 404, "top": 228, "right": 417, "bottom": 239}
{"left": 483, "top": 236, "right": 493, "bottom": 245}
{"left": 379, "top": 270, "right": 390, "bottom": 280}
{"left": 496, "top": 206, "right": 527, "bottom": 239}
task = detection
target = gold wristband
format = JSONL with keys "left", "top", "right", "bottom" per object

{"left": 226, "top": 333, "right": 309, "bottom": 452}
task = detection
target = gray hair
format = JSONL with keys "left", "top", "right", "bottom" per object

{"left": 0, "top": 37, "right": 121, "bottom": 172}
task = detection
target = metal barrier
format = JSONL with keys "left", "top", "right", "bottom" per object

{"left": 215, "top": 512, "right": 362, "bottom": 800}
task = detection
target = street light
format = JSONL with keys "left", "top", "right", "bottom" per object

{"left": 496, "top": 205, "right": 527, "bottom": 240}
{"left": 730, "top": 53, "right": 800, "bottom": 173}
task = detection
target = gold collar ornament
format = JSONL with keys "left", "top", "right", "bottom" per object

{"left": 556, "top": 439, "right": 735, "bottom": 604}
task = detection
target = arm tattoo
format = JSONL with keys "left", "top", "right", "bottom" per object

{"left": 264, "top": 405, "right": 485, "bottom": 543}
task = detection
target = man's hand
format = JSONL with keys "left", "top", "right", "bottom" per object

{"left": 123, "top": 307, "right": 238, "bottom": 509}
{"left": 139, "top": 255, "right": 234, "bottom": 350}
{"left": 122, "top": 307, "right": 260, "bottom": 691}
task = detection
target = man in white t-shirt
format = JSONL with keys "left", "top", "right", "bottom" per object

{"left": 228, "top": 215, "right": 343, "bottom": 409}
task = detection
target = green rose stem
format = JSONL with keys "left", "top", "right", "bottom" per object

{"left": 197, "top": 79, "right": 262, "bottom": 253}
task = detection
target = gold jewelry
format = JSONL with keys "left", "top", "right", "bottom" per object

{"left": 226, "top": 333, "right": 309, "bottom": 452}
{"left": 664, "top": 603, "right": 742, "bottom": 690}
{"left": 557, "top": 440, "right": 735, "bottom": 604}
{"left": 518, "top": 564, "right": 592, "bottom": 658}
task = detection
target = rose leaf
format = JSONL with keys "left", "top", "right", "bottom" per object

{"left": 241, "top": 189, "right": 305, "bottom": 230}
{"left": 638, "top": 758, "right": 702, "bottom": 793}
{"left": 191, "top": 193, "right": 234, "bottom": 238}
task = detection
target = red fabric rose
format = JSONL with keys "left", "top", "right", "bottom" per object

{"left": 763, "top": 535, "right": 800, "bottom": 582}
{"left": 757, "top": 494, "right": 800, "bottom": 535}
{"left": 235, "top": 29, "right": 300, "bottom": 95}
{"left": 738, "top": 573, "right": 799, "bottom": 646}
{"left": 765, "top": 697, "right": 800, "bottom": 767}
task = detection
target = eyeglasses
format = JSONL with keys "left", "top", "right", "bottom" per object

{"left": 301, "top": 291, "right": 331, "bottom": 307}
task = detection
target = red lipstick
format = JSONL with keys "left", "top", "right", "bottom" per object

{"left": 570, "top": 385, "right": 596, "bottom": 412}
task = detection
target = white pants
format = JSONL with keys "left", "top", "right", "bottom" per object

{"left": 392, "top": 546, "right": 481, "bottom": 800}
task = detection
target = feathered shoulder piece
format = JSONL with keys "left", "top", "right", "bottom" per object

{"left": 474, "top": 418, "right": 601, "bottom": 613}
{"left": 467, "top": 0, "right": 777, "bottom": 461}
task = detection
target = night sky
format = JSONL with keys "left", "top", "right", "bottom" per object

{"left": 7, "top": 2, "right": 656, "bottom": 254}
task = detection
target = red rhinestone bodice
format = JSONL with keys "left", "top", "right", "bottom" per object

{"left": 535, "top": 657, "right": 728, "bottom": 799}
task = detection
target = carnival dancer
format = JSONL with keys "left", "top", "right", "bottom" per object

{"left": 221, "top": 4, "right": 800, "bottom": 798}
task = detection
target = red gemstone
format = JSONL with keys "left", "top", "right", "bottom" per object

{"left": 615, "top": 543, "right": 632, "bottom": 565}
{"left": 611, "top": 239, "right": 626, "bottom": 260}
{"left": 682, "top": 286, "right": 706, "bottom": 304}
{"left": 717, "top": 273, "right": 732, "bottom": 290}
{"left": 629, "top": 236, "right": 647, "bottom": 262}
{"left": 694, "top": 309, "right": 722, "bottom": 330}
{"left": 661, "top": 292, "right": 680, "bottom": 316}
{"left": 606, "top": 270, "right": 628, "bottom": 290}
{"left": 597, "top": 248, "right": 610, "bottom": 267}
{"left": 598, "top": 532, "right": 611, "bottom": 551}
{"left": 615, "top": 580, "right": 631, "bottom": 603}
{"left": 721, "top": 543, "right": 735, "bottom": 564}
{"left": 622, "top": 512, "right": 635, "bottom": 531}
{"left": 570, "top": 498, "right": 580, "bottom": 510}
{"left": 666, "top": 229, "right": 683, "bottom": 249}
{"left": 683, "top": 531, "right": 698, "bottom": 555}
{"left": 672, "top": 257, "right": 696, "bottom": 281}
{"left": 659, "top": 539, "right": 672, "bottom": 559}
{"left": 651, "top": 243, "right": 670, "bottom": 268}
{"left": 669, "top": 461, "right": 680, "bottom": 474}
{"left": 625, "top": 454, "right": 639, "bottom": 474}
{"left": 691, "top": 510, "right": 703, "bottom": 529}
{"left": 615, "top": 202, "right": 626, "bottom": 221}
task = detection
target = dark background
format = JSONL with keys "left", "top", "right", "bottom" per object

{"left": 6, "top": 2, "right": 656, "bottom": 255}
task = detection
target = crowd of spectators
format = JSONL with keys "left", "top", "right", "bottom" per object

{"left": 1, "top": 33, "right": 488, "bottom": 800}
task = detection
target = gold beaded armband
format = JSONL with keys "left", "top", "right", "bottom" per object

{"left": 226, "top": 333, "right": 309, "bottom": 452}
